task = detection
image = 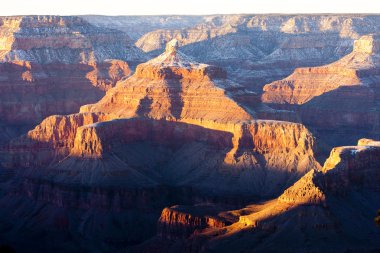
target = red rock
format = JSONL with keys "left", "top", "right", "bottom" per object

{"left": 262, "top": 34, "right": 380, "bottom": 130}
{"left": 157, "top": 205, "right": 230, "bottom": 239}
{"left": 3, "top": 40, "right": 320, "bottom": 197}
{"left": 0, "top": 16, "right": 139, "bottom": 135}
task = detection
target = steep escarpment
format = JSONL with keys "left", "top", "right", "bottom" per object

{"left": 0, "top": 39, "right": 322, "bottom": 253}
{"left": 321, "top": 139, "right": 380, "bottom": 190}
{"left": 4, "top": 113, "right": 318, "bottom": 197}
{"left": 80, "top": 39, "right": 253, "bottom": 124}
{"left": 135, "top": 15, "right": 380, "bottom": 56}
{"left": 172, "top": 139, "right": 380, "bottom": 253}
{"left": 0, "top": 61, "right": 129, "bottom": 127}
{"left": 0, "top": 16, "right": 142, "bottom": 142}
{"left": 4, "top": 41, "right": 320, "bottom": 197}
{"left": 262, "top": 34, "right": 380, "bottom": 152}
{"left": 157, "top": 205, "right": 233, "bottom": 239}
{"left": 133, "top": 15, "right": 380, "bottom": 95}
{"left": 262, "top": 34, "right": 380, "bottom": 105}
{"left": 0, "top": 16, "right": 144, "bottom": 63}
{"left": 2, "top": 113, "right": 110, "bottom": 168}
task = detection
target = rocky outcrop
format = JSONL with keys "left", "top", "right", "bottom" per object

{"left": 2, "top": 113, "right": 110, "bottom": 168}
{"left": 132, "top": 15, "right": 380, "bottom": 96}
{"left": 0, "top": 38, "right": 322, "bottom": 253}
{"left": 187, "top": 138, "right": 380, "bottom": 253}
{"left": 157, "top": 205, "right": 230, "bottom": 239}
{"left": 4, "top": 117, "right": 319, "bottom": 196}
{"left": 81, "top": 39, "right": 252, "bottom": 124}
{"left": 262, "top": 66, "right": 361, "bottom": 105}
{"left": 0, "top": 16, "right": 141, "bottom": 137}
{"left": 3, "top": 40, "right": 320, "bottom": 198}
{"left": 262, "top": 34, "right": 380, "bottom": 135}
{"left": 0, "top": 16, "right": 145, "bottom": 64}
{"left": 321, "top": 138, "right": 380, "bottom": 191}
{"left": 277, "top": 170, "right": 325, "bottom": 205}
{"left": 262, "top": 34, "right": 380, "bottom": 104}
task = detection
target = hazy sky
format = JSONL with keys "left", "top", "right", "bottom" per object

{"left": 1, "top": 0, "right": 379, "bottom": 16}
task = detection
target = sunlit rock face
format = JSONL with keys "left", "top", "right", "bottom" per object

{"left": 81, "top": 39, "right": 251, "bottom": 124}
{"left": 157, "top": 205, "right": 232, "bottom": 239}
{"left": 152, "top": 139, "right": 380, "bottom": 253}
{"left": 0, "top": 16, "right": 144, "bottom": 63}
{"left": 0, "top": 16, "right": 143, "bottom": 143}
{"left": 0, "top": 39, "right": 324, "bottom": 252}
{"left": 321, "top": 139, "right": 380, "bottom": 190}
{"left": 4, "top": 41, "right": 320, "bottom": 197}
{"left": 132, "top": 15, "right": 380, "bottom": 94}
{"left": 1, "top": 14, "right": 380, "bottom": 253}
{"left": 262, "top": 34, "right": 380, "bottom": 105}
{"left": 261, "top": 34, "right": 380, "bottom": 149}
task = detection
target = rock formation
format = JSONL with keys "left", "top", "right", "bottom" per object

{"left": 0, "top": 16, "right": 144, "bottom": 64}
{"left": 262, "top": 34, "right": 380, "bottom": 105}
{"left": 132, "top": 15, "right": 380, "bottom": 94}
{"left": 261, "top": 34, "right": 380, "bottom": 152}
{"left": 0, "top": 40, "right": 323, "bottom": 252}
{"left": 0, "top": 16, "right": 143, "bottom": 142}
{"left": 0, "top": 37, "right": 328, "bottom": 253}
{"left": 157, "top": 205, "right": 233, "bottom": 239}
{"left": 167, "top": 138, "right": 379, "bottom": 253}
{"left": 2, "top": 15, "right": 380, "bottom": 253}
{"left": 3, "top": 40, "right": 320, "bottom": 197}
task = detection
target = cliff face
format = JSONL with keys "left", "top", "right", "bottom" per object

{"left": 262, "top": 34, "right": 380, "bottom": 140}
{"left": 2, "top": 113, "right": 110, "bottom": 168}
{"left": 135, "top": 15, "right": 380, "bottom": 55}
{"left": 0, "top": 16, "right": 144, "bottom": 63}
{"left": 157, "top": 205, "right": 230, "bottom": 239}
{"left": 131, "top": 15, "right": 380, "bottom": 96}
{"left": 2, "top": 15, "right": 380, "bottom": 253}
{"left": 321, "top": 139, "right": 380, "bottom": 190}
{"left": 80, "top": 39, "right": 252, "bottom": 124}
{"left": 0, "top": 38, "right": 322, "bottom": 253}
{"left": 3, "top": 40, "right": 320, "bottom": 198}
{"left": 0, "top": 16, "right": 141, "bottom": 141}
{"left": 0, "top": 61, "right": 131, "bottom": 127}
{"left": 262, "top": 34, "right": 380, "bottom": 104}
{"left": 175, "top": 138, "right": 380, "bottom": 253}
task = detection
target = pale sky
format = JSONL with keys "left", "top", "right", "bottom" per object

{"left": 0, "top": 0, "right": 379, "bottom": 16}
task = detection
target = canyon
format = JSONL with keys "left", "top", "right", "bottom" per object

{"left": 0, "top": 14, "right": 379, "bottom": 253}
{"left": 262, "top": 33, "right": 380, "bottom": 151}
{"left": 0, "top": 16, "right": 143, "bottom": 143}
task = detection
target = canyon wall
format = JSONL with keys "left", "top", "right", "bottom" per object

{"left": 0, "top": 16, "right": 143, "bottom": 142}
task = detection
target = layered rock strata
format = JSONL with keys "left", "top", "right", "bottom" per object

{"left": 133, "top": 15, "right": 380, "bottom": 95}
{"left": 179, "top": 139, "right": 380, "bottom": 253}
{"left": 0, "top": 16, "right": 142, "bottom": 141}
{"left": 3, "top": 40, "right": 320, "bottom": 197}
{"left": 0, "top": 40, "right": 323, "bottom": 252}
{"left": 262, "top": 34, "right": 380, "bottom": 146}
{"left": 157, "top": 205, "right": 233, "bottom": 239}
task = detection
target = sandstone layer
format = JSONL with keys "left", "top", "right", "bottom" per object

{"left": 131, "top": 15, "right": 380, "bottom": 95}
{"left": 261, "top": 34, "right": 380, "bottom": 152}
{"left": 147, "top": 139, "right": 380, "bottom": 253}
{"left": 1, "top": 15, "right": 380, "bottom": 253}
{"left": 157, "top": 205, "right": 233, "bottom": 239}
{"left": 3, "top": 41, "right": 320, "bottom": 197}
{"left": 0, "top": 42, "right": 321, "bottom": 253}
{"left": 0, "top": 16, "right": 142, "bottom": 142}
